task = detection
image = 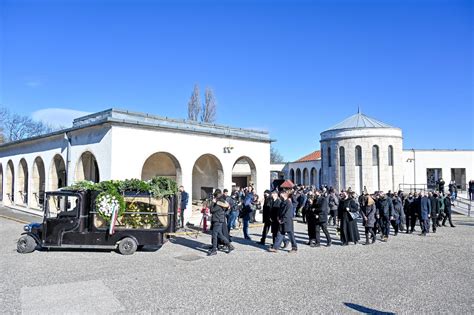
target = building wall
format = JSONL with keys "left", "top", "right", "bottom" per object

{"left": 401, "top": 150, "right": 474, "bottom": 192}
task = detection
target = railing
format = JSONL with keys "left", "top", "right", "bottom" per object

{"left": 453, "top": 197, "right": 472, "bottom": 217}
{"left": 399, "top": 184, "right": 427, "bottom": 193}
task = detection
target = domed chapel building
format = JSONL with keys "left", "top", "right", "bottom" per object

{"left": 285, "top": 110, "right": 473, "bottom": 195}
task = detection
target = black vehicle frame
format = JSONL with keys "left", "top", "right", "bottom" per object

{"left": 17, "top": 190, "right": 177, "bottom": 255}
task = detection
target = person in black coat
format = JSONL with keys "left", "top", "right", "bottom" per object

{"left": 360, "top": 194, "right": 376, "bottom": 245}
{"left": 312, "top": 191, "right": 332, "bottom": 247}
{"left": 268, "top": 190, "right": 298, "bottom": 253}
{"left": 269, "top": 191, "right": 282, "bottom": 245}
{"left": 442, "top": 195, "right": 455, "bottom": 227}
{"left": 337, "top": 192, "right": 360, "bottom": 245}
{"left": 208, "top": 189, "right": 234, "bottom": 256}
{"left": 428, "top": 192, "right": 439, "bottom": 233}
{"left": 376, "top": 192, "right": 394, "bottom": 242}
{"left": 305, "top": 193, "right": 316, "bottom": 244}
{"left": 404, "top": 193, "right": 416, "bottom": 233}
{"left": 179, "top": 186, "right": 189, "bottom": 228}
{"left": 258, "top": 190, "right": 273, "bottom": 245}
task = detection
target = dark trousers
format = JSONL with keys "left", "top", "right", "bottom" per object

{"left": 260, "top": 221, "right": 271, "bottom": 243}
{"left": 315, "top": 223, "right": 331, "bottom": 245}
{"left": 180, "top": 208, "right": 185, "bottom": 228}
{"left": 211, "top": 222, "right": 230, "bottom": 251}
{"left": 390, "top": 219, "right": 400, "bottom": 235}
{"left": 421, "top": 219, "right": 430, "bottom": 234}
{"left": 442, "top": 212, "right": 454, "bottom": 226}
{"left": 410, "top": 215, "right": 418, "bottom": 232}
{"left": 431, "top": 217, "right": 438, "bottom": 232}
{"left": 382, "top": 216, "right": 391, "bottom": 237}
{"left": 329, "top": 210, "right": 337, "bottom": 225}
{"left": 307, "top": 216, "right": 316, "bottom": 241}
{"left": 365, "top": 226, "right": 375, "bottom": 241}
{"left": 273, "top": 230, "right": 297, "bottom": 250}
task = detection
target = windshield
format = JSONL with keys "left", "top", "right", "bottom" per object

{"left": 46, "top": 194, "right": 79, "bottom": 219}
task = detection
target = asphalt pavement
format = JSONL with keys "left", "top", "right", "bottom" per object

{"left": 1, "top": 206, "right": 473, "bottom": 314}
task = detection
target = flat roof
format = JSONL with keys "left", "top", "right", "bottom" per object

{"left": 0, "top": 108, "right": 272, "bottom": 149}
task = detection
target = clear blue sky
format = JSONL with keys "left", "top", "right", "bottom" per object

{"left": 1, "top": 0, "right": 472, "bottom": 161}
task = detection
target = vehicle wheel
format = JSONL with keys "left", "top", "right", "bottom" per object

{"left": 17, "top": 235, "right": 37, "bottom": 254}
{"left": 118, "top": 237, "right": 138, "bottom": 255}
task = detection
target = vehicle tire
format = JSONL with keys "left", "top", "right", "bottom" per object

{"left": 118, "top": 237, "right": 138, "bottom": 255}
{"left": 17, "top": 235, "right": 37, "bottom": 254}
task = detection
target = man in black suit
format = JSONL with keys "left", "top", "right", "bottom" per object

{"left": 268, "top": 190, "right": 297, "bottom": 253}
{"left": 312, "top": 190, "right": 332, "bottom": 247}
{"left": 179, "top": 186, "right": 189, "bottom": 228}
{"left": 208, "top": 189, "right": 234, "bottom": 256}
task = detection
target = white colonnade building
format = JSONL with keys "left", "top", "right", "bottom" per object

{"left": 0, "top": 109, "right": 271, "bottom": 223}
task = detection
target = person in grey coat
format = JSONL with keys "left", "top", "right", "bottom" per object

{"left": 360, "top": 194, "right": 376, "bottom": 245}
{"left": 376, "top": 192, "right": 393, "bottom": 242}
{"left": 420, "top": 192, "right": 431, "bottom": 236}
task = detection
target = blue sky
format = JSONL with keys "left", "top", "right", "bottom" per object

{"left": 1, "top": 0, "right": 472, "bottom": 161}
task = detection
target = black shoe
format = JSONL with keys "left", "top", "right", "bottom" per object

{"left": 226, "top": 244, "right": 235, "bottom": 253}
{"left": 450, "top": 225, "right": 455, "bottom": 228}
{"left": 341, "top": 243, "right": 349, "bottom": 246}
{"left": 326, "top": 242, "right": 332, "bottom": 247}
{"left": 394, "top": 232, "right": 398, "bottom": 236}
{"left": 310, "top": 242, "right": 316, "bottom": 248}
{"left": 244, "top": 237, "right": 252, "bottom": 240}
{"left": 256, "top": 241, "right": 265, "bottom": 245}
{"left": 314, "top": 243, "right": 321, "bottom": 247}
{"left": 207, "top": 250, "right": 217, "bottom": 256}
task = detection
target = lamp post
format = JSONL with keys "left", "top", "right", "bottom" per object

{"left": 406, "top": 149, "right": 416, "bottom": 192}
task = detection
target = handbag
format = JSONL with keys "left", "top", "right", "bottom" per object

{"left": 349, "top": 211, "right": 360, "bottom": 220}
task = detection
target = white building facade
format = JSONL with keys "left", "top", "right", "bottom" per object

{"left": 0, "top": 109, "right": 271, "bottom": 222}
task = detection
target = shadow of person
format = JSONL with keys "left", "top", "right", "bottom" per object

{"left": 169, "top": 236, "right": 209, "bottom": 253}
{"left": 344, "top": 302, "right": 395, "bottom": 315}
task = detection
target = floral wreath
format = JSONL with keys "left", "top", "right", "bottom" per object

{"left": 96, "top": 190, "right": 125, "bottom": 222}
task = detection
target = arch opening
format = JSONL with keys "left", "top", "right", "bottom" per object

{"left": 232, "top": 156, "right": 257, "bottom": 191}
{"left": 75, "top": 151, "right": 100, "bottom": 183}
{"left": 0, "top": 164, "right": 3, "bottom": 202}
{"left": 6, "top": 160, "right": 14, "bottom": 203}
{"left": 32, "top": 157, "right": 46, "bottom": 208}
{"left": 49, "top": 155, "right": 66, "bottom": 191}
{"left": 289, "top": 169, "right": 295, "bottom": 183}
{"left": 302, "top": 168, "right": 309, "bottom": 186}
{"left": 17, "top": 159, "right": 28, "bottom": 205}
{"left": 310, "top": 167, "right": 317, "bottom": 186}
{"left": 141, "top": 152, "right": 182, "bottom": 184}
{"left": 295, "top": 168, "right": 302, "bottom": 185}
{"left": 192, "top": 154, "right": 224, "bottom": 201}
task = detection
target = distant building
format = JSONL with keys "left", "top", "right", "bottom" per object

{"left": 0, "top": 109, "right": 271, "bottom": 222}
{"left": 284, "top": 111, "right": 473, "bottom": 194}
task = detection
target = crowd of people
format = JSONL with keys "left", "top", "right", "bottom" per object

{"left": 180, "top": 183, "right": 459, "bottom": 256}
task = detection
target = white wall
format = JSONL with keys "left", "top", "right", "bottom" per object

{"left": 402, "top": 150, "right": 474, "bottom": 191}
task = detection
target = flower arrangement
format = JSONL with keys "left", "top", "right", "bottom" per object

{"left": 96, "top": 190, "right": 125, "bottom": 223}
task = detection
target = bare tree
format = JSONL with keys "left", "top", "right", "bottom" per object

{"left": 0, "top": 107, "right": 54, "bottom": 143}
{"left": 201, "top": 87, "right": 216, "bottom": 123}
{"left": 187, "top": 84, "right": 201, "bottom": 121}
{"left": 271, "top": 145, "right": 285, "bottom": 163}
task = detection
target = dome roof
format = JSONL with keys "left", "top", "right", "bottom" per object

{"left": 325, "top": 112, "right": 395, "bottom": 131}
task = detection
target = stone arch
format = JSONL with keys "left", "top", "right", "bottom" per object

{"left": 17, "top": 158, "right": 28, "bottom": 205}
{"left": 310, "top": 167, "right": 317, "bottom": 186}
{"left": 141, "top": 152, "right": 182, "bottom": 184}
{"left": 32, "top": 156, "right": 46, "bottom": 208}
{"left": 0, "top": 163, "right": 3, "bottom": 202}
{"left": 289, "top": 169, "right": 295, "bottom": 182}
{"left": 6, "top": 160, "right": 14, "bottom": 203}
{"left": 302, "top": 168, "right": 309, "bottom": 186}
{"left": 232, "top": 156, "right": 257, "bottom": 191}
{"left": 192, "top": 154, "right": 224, "bottom": 201}
{"left": 296, "top": 168, "right": 302, "bottom": 185}
{"left": 75, "top": 151, "right": 100, "bottom": 183}
{"left": 49, "top": 154, "right": 67, "bottom": 191}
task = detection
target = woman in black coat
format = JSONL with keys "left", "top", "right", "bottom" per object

{"left": 337, "top": 192, "right": 360, "bottom": 245}
{"left": 360, "top": 194, "right": 376, "bottom": 245}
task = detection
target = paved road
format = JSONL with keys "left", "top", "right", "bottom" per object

{"left": 1, "top": 208, "right": 473, "bottom": 314}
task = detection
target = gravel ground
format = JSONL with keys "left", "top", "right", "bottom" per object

{"left": 1, "top": 211, "right": 473, "bottom": 314}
